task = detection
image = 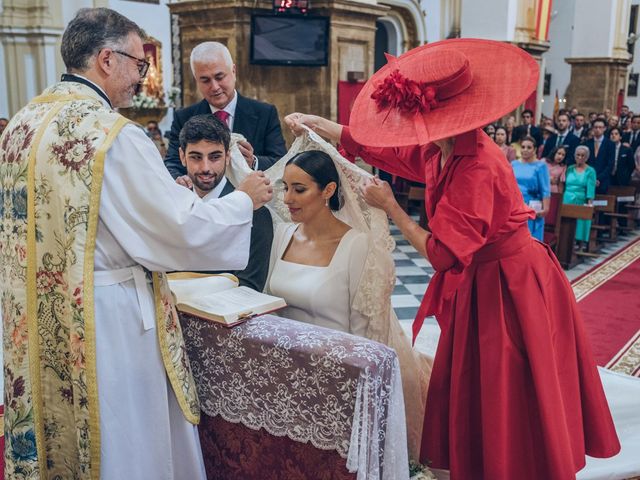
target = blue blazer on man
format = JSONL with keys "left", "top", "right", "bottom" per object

{"left": 541, "top": 132, "right": 580, "bottom": 164}
{"left": 164, "top": 93, "right": 287, "bottom": 178}
{"left": 585, "top": 137, "right": 616, "bottom": 193}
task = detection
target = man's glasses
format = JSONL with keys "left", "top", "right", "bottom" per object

{"left": 114, "top": 50, "right": 150, "bottom": 78}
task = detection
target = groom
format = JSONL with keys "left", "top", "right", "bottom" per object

{"left": 177, "top": 114, "right": 273, "bottom": 290}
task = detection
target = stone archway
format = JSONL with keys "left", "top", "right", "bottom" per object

{"left": 375, "top": 1, "right": 425, "bottom": 71}
{"left": 379, "top": 0, "right": 425, "bottom": 48}
{"left": 375, "top": 17, "right": 404, "bottom": 71}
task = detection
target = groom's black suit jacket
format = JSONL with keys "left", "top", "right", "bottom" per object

{"left": 164, "top": 93, "right": 287, "bottom": 178}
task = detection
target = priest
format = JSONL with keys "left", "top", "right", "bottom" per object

{"left": 0, "top": 7, "right": 272, "bottom": 479}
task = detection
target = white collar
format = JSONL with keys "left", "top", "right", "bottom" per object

{"left": 209, "top": 90, "right": 238, "bottom": 117}
{"left": 198, "top": 176, "right": 228, "bottom": 201}
{"left": 71, "top": 73, "right": 111, "bottom": 108}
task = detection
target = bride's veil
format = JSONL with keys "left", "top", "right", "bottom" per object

{"left": 226, "top": 128, "right": 431, "bottom": 460}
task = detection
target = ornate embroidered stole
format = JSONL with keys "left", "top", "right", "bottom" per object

{"left": 0, "top": 82, "right": 199, "bottom": 480}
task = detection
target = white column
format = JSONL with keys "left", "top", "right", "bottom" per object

{"left": 571, "top": 0, "right": 631, "bottom": 59}
{"left": 0, "top": 27, "right": 63, "bottom": 115}
{"left": 0, "top": 42, "right": 8, "bottom": 118}
{"left": 460, "top": 0, "right": 518, "bottom": 41}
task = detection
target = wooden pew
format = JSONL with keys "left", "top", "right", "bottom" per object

{"left": 590, "top": 194, "right": 618, "bottom": 244}
{"left": 557, "top": 203, "right": 594, "bottom": 269}
{"left": 606, "top": 185, "right": 638, "bottom": 231}
{"left": 543, "top": 192, "right": 563, "bottom": 252}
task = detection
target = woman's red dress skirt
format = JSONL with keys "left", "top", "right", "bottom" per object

{"left": 421, "top": 226, "right": 620, "bottom": 479}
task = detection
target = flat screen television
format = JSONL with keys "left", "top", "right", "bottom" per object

{"left": 250, "top": 14, "right": 329, "bottom": 66}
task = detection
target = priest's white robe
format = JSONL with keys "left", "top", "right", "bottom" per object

{"left": 94, "top": 121, "right": 253, "bottom": 479}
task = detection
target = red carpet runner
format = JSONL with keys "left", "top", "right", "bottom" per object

{"left": 572, "top": 238, "right": 640, "bottom": 376}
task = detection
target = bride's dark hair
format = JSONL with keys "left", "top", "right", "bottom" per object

{"left": 286, "top": 150, "right": 342, "bottom": 211}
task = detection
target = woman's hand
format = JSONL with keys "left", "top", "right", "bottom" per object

{"left": 537, "top": 197, "right": 551, "bottom": 219}
{"left": 283, "top": 113, "right": 343, "bottom": 142}
{"left": 361, "top": 177, "right": 397, "bottom": 214}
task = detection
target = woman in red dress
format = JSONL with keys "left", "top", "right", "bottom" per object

{"left": 285, "top": 39, "right": 620, "bottom": 480}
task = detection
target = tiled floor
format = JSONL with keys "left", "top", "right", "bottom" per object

{"left": 391, "top": 218, "right": 640, "bottom": 357}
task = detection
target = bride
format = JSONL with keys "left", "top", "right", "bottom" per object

{"left": 227, "top": 128, "right": 432, "bottom": 460}
{"left": 266, "top": 149, "right": 371, "bottom": 337}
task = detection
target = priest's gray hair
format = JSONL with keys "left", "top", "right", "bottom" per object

{"left": 61, "top": 8, "right": 146, "bottom": 72}
{"left": 575, "top": 145, "right": 590, "bottom": 160}
{"left": 190, "top": 42, "right": 234, "bottom": 73}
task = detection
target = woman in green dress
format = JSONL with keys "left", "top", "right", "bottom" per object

{"left": 562, "top": 145, "right": 597, "bottom": 249}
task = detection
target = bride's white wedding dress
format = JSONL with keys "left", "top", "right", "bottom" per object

{"left": 227, "top": 128, "right": 433, "bottom": 460}
{"left": 267, "top": 224, "right": 370, "bottom": 337}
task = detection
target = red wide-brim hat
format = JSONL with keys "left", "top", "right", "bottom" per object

{"left": 349, "top": 38, "right": 539, "bottom": 147}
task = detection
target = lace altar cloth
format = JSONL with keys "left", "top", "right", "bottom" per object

{"left": 180, "top": 313, "right": 410, "bottom": 480}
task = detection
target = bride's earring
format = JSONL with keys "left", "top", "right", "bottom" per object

{"left": 325, "top": 198, "right": 329, "bottom": 207}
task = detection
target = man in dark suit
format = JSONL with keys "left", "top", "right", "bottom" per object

{"left": 586, "top": 118, "right": 616, "bottom": 194}
{"left": 622, "top": 115, "right": 640, "bottom": 153}
{"left": 569, "top": 113, "right": 589, "bottom": 143}
{"left": 165, "top": 41, "right": 286, "bottom": 181}
{"left": 178, "top": 114, "right": 273, "bottom": 291}
{"left": 609, "top": 127, "right": 635, "bottom": 186}
{"left": 541, "top": 112, "right": 580, "bottom": 164}
{"left": 513, "top": 109, "right": 542, "bottom": 146}
{"left": 619, "top": 104, "right": 630, "bottom": 128}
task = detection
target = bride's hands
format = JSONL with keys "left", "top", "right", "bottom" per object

{"left": 361, "top": 177, "right": 397, "bottom": 214}
{"left": 284, "top": 112, "right": 343, "bottom": 143}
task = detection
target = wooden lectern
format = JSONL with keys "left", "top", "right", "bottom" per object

{"left": 556, "top": 204, "right": 594, "bottom": 269}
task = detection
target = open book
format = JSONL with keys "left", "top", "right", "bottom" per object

{"left": 167, "top": 272, "right": 286, "bottom": 326}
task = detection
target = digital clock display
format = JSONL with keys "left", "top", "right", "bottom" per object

{"left": 274, "top": 0, "right": 309, "bottom": 14}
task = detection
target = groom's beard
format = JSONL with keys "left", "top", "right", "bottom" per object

{"left": 190, "top": 164, "right": 226, "bottom": 194}
{"left": 193, "top": 172, "right": 221, "bottom": 193}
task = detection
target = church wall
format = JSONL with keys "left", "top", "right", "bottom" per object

{"left": 540, "top": 0, "right": 575, "bottom": 117}
{"left": 623, "top": 0, "right": 640, "bottom": 113}
{"left": 2, "top": 1, "right": 639, "bottom": 123}
{"left": 0, "top": 0, "right": 64, "bottom": 116}
{"left": 418, "top": 0, "right": 441, "bottom": 42}
{"left": 460, "top": 0, "right": 517, "bottom": 42}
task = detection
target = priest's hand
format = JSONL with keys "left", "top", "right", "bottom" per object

{"left": 238, "top": 171, "right": 273, "bottom": 210}
{"left": 237, "top": 140, "right": 256, "bottom": 169}
{"left": 284, "top": 112, "right": 343, "bottom": 143}
{"left": 176, "top": 175, "right": 193, "bottom": 189}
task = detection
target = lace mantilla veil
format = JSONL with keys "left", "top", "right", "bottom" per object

{"left": 226, "top": 128, "right": 432, "bottom": 460}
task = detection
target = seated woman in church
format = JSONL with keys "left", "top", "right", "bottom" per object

{"left": 228, "top": 142, "right": 432, "bottom": 461}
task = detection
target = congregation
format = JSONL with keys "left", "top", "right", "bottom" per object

{"left": 486, "top": 108, "right": 640, "bottom": 248}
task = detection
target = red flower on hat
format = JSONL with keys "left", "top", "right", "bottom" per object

{"left": 371, "top": 70, "right": 438, "bottom": 115}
